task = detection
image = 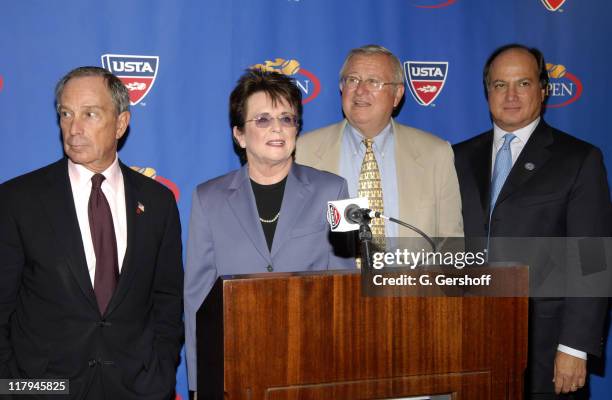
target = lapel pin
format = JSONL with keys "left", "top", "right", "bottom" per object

{"left": 524, "top": 162, "right": 535, "bottom": 171}
{"left": 137, "top": 202, "right": 145, "bottom": 214}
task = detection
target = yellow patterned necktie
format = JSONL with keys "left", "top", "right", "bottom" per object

{"left": 358, "top": 138, "right": 386, "bottom": 249}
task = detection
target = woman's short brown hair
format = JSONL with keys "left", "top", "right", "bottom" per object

{"left": 229, "top": 69, "right": 303, "bottom": 133}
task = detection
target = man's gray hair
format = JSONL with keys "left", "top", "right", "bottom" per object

{"left": 55, "top": 66, "right": 130, "bottom": 115}
{"left": 339, "top": 44, "right": 404, "bottom": 84}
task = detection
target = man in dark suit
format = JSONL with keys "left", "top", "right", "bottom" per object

{"left": 454, "top": 44, "right": 610, "bottom": 399}
{"left": 0, "top": 67, "right": 183, "bottom": 399}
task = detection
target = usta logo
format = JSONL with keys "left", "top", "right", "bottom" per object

{"left": 411, "top": 66, "right": 444, "bottom": 77}
{"left": 101, "top": 54, "right": 159, "bottom": 106}
{"left": 404, "top": 61, "right": 449, "bottom": 106}
{"left": 110, "top": 61, "right": 155, "bottom": 73}
{"left": 541, "top": 0, "right": 566, "bottom": 12}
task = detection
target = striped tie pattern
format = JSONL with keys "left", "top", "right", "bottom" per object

{"left": 489, "top": 133, "right": 517, "bottom": 214}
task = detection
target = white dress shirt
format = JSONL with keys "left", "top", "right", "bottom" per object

{"left": 490, "top": 117, "right": 540, "bottom": 172}
{"left": 491, "top": 117, "right": 587, "bottom": 361}
{"left": 68, "top": 156, "right": 127, "bottom": 286}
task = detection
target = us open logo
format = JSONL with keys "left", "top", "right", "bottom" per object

{"left": 250, "top": 58, "right": 321, "bottom": 104}
{"left": 131, "top": 166, "right": 180, "bottom": 201}
{"left": 404, "top": 61, "right": 448, "bottom": 106}
{"left": 101, "top": 54, "right": 159, "bottom": 106}
{"left": 410, "top": 0, "right": 456, "bottom": 8}
{"left": 541, "top": 0, "right": 566, "bottom": 12}
{"left": 544, "top": 63, "right": 582, "bottom": 108}
{"left": 327, "top": 203, "right": 341, "bottom": 230}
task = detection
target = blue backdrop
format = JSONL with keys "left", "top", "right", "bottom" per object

{"left": 1, "top": 1, "right": 610, "bottom": 398}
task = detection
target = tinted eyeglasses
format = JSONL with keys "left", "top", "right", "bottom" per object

{"left": 244, "top": 113, "right": 298, "bottom": 129}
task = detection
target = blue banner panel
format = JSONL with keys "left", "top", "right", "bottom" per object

{"left": 1, "top": 1, "right": 610, "bottom": 398}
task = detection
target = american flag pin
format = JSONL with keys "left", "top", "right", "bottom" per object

{"left": 137, "top": 202, "right": 145, "bottom": 214}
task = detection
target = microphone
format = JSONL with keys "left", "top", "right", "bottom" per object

{"left": 344, "top": 204, "right": 377, "bottom": 224}
{"left": 328, "top": 198, "right": 375, "bottom": 269}
{"left": 328, "top": 198, "right": 437, "bottom": 252}
{"left": 327, "top": 197, "right": 369, "bottom": 232}
{"left": 345, "top": 204, "right": 366, "bottom": 224}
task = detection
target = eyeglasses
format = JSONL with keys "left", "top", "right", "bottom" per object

{"left": 244, "top": 113, "right": 298, "bottom": 129}
{"left": 341, "top": 76, "right": 400, "bottom": 92}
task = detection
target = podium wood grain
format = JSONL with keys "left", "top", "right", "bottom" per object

{"left": 196, "top": 269, "right": 528, "bottom": 399}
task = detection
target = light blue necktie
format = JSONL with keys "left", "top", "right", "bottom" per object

{"left": 489, "top": 133, "right": 516, "bottom": 214}
{"left": 487, "top": 133, "right": 517, "bottom": 256}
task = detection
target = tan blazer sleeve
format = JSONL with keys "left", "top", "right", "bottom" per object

{"left": 436, "top": 142, "right": 464, "bottom": 237}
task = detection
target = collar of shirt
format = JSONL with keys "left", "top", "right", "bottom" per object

{"left": 491, "top": 117, "right": 540, "bottom": 170}
{"left": 68, "top": 155, "right": 123, "bottom": 195}
{"left": 345, "top": 121, "right": 394, "bottom": 159}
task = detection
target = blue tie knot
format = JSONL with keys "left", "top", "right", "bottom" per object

{"left": 501, "top": 133, "right": 517, "bottom": 149}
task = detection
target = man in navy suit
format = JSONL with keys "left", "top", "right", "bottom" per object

{"left": 0, "top": 67, "right": 183, "bottom": 399}
{"left": 454, "top": 44, "right": 610, "bottom": 399}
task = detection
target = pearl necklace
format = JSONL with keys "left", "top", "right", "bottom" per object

{"left": 259, "top": 212, "right": 280, "bottom": 223}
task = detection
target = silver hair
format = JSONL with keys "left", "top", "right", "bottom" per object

{"left": 55, "top": 66, "right": 130, "bottom": 115}
{"left": 339, "top": 44, "right": 404, "bottom": 84}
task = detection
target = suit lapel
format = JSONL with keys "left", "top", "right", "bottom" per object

{"left": 311, "top": 121, "right": 345, "bottom": 174}
{"left": 40, "top": 159, "right": 98, "bottom": 311}
{"left": 270, "top": 164, "right": 311, "bottom": 257}
{"left": 227, "top": 166, "right": 271, "bottom": 263}
{"left": 495, "top": 121, "right": 552, "bottom": 206}
{"left": 470, "top": 131, "right": 494, "bottom": 214}
{"left": 105, "top": 162, "right": 140, "bottom": 316}
{"left": 394, "top": 122, "right": 425, "bottom": 228}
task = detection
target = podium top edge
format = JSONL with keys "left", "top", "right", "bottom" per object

{"left": 218, "top": 264, "right": 529, "bottom": 283}
{"left": 219, "top": 268, "right": 359, "bottom": 282}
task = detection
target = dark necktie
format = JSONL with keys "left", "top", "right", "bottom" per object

{"left": 88, "top": 173, "right": 119, "bottom": 315}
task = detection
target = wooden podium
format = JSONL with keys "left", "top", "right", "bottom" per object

{"left": 196, "top": 268, "right": 528, "bottom": 399}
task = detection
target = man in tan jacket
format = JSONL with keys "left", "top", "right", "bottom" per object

{"left": 296, "top": 44, "right": 463, "bottom": 238}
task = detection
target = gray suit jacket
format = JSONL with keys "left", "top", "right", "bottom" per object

{"left": 296, "top": 119, "right": 463, "bottom": 238}
{"left": 184, "top": 163, "right": 355, "bottom": 390}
